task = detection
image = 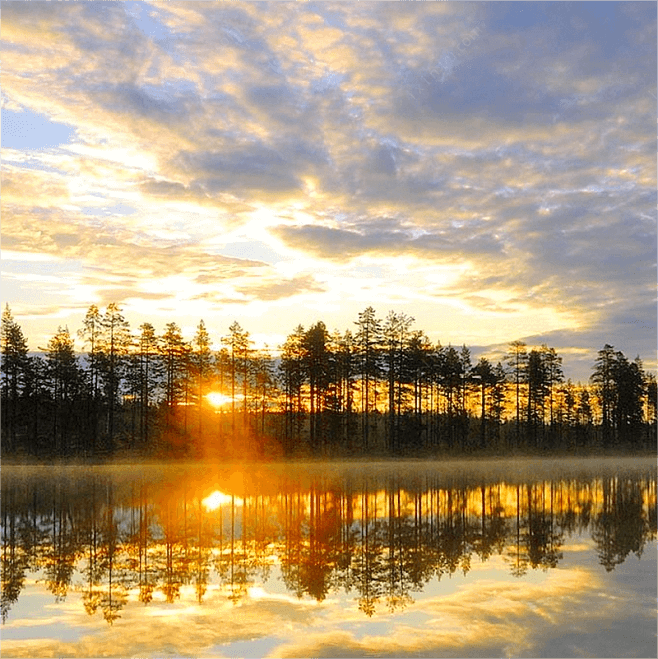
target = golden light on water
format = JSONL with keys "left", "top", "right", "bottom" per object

{"left": 202, "top": 490, "right": 243, "bottom": 511}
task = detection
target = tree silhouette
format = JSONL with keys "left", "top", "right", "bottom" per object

{"left": 332, "top": 330, "right": 358, "bottom": 451}
{"left": 489, "top": 362, "right": 507, "bottom": 447}
{"left": 591, "top": 344, "right": 617, "bottom": 445}
{"left": 473, "top": 357, "right": 494, "bottom": 449}
{"left": 135, "top": 323, "right": 162, "bottom": 448}
{"left": 645, "top": 374, "right": 657, "bottom": 445}
{"left": 576, "top": 387, "right": 593, "bottom": 445}
{"left": 222, "top": 322, "right": 250, "bottom": 444}
{"left": 355, "top": 307, "right": 382, "bottom": 452}
{"left": 161, "top": 322, "right": 189, "bottom": 440}
{"left": 542, "top": 345, "right": 564, "bottom": 433}
{"left": 78, "top": 304, "right": 104, "bottom": 452}
{"left": 99, "top": 304, "right": 131, "bottom": 448}
{"left": 44, "top": 327, "right": 83, "bottom": 455}
{"left": 302, "top": 321, "right": 332, "bottom": 454}
{"left": 23, "top": 354, "right": 48, "bottom": 454}
{"left": 506, "top": 340, "right": 528, "bottom": 449}
{"left": 279, "top": 325, "right": 306, "bottom": 453}
{"left": 526, "top": 349, "right": 548, "bottom": 447}
{"left": 591, "top": 346, "right": 646, "bottom": 447}
{"left": 1, "top": 305, "right": 29, "bottom": 453}
{"left": 252, "top": 346, "right": 277, "bottom": 441}
{"left": 405, "top": 330, "right": 433, "bottom": 449}
{"left": 191, "top": 320, "right": 213, "bottom": 440}
{"left": 615, "top": 355, "right": 645, "bottom": 444}
{"left": 0, "top": 302, "right": 653, "bottom": 459}
{"left": 440, "top": 345, "right": 463, "bottom": 450}
{"left": 382, "top": 312, "right": 414, "bottom": 453}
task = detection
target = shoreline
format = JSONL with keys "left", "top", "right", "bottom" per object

{"left": 3, "top": 447, "right": 656, "bottom": 468}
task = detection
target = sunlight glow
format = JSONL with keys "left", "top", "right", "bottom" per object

{"left": 202, "top": 490, "right": 243, "bottom": 511}
{"left": 205, "top": 392, "right": 244, "bottom": 407}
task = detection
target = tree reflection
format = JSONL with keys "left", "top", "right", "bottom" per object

{"left": 526, "top": 481, "right": 564, "bottom": 570}
{"left": 1, "top": 464, "right": 656, "bottom": 623}
{"left": 1, "top": 485, "right": 32, "bottom": 623}
{"left": 593, "top": 476, "right": 652, "bottom": 572}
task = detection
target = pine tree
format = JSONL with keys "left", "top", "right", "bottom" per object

{"left": 576, "top": 386, "right": 593, "bottom": 446}
{"left": 127, "top": 323, "right": 162, "bottom": 448}
{"left": 78, "top": 304, "right": 104, "bottom": 452}
{"left": 192, "top": 320, "right": 213, "bottom": 438}
{"left": 23, "top": 355, "right": 47, "bottom": 454}
{"left": 489, "top": 362, "right": 507, "bottom": 446}
{"left": 645, "top": 374, "right": 657, "bottom": 445}
{"left": 591, "top": 345, "right": 616, "bottom": 445}
{"left": 302, "top": 321, "right": 331, "bottom": 454}
{"left": 473, "top": 357, "right": 494, "bottom": 449}
{"left": 252, "top": 346, "right": 276, "bottom": 439}
{"left": 99, "top": 303, "right": 131, "bottom": 447}
{"left": 1, "top": 305, "right": 29, "bottom": 452}
{"left": 382, "top": 311, "right": 414, "bottom": 453}
{"left": 440, "top": 345, "right": 462, "bottom": 450}
{"left": 541, "top": 345, "right": 563, "bottom": 430}
{"left": 222, "top": 322, "right": 250, "bottom": 441}
{"left": 459, "top": 345, "right": 473, "bottom": 449}
{"left": 613, "top": 354, "right": 644, "bottom": 444}
{"left": 406, "top": 330, "right": 432, "bottom": 449}
{"left": 527, "top": 349, "right": 548, "bottom": 446}
{"left": 355, "top": 307, "right": 382, "bottom": 451}
{"left": 559, "top": 380, "right": 577, "bottom": 447}
{"left": 505, "top": 340, "right": 528, "bottom": 448}
{"left": 161, "top": 322, "right": 188, "bottom": 431}
{"left": 44, "top": 326, "right": 82, "bottom": 455}
{"left": 279, "top": 325, "right": 306, "bottom": 453}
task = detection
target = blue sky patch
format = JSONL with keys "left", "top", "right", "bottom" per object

{"left": 2, "top": 108, "right": 76, "bottom": 150}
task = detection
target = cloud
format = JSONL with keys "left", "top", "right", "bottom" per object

{"left": 1, "top": 163, "right": 71, "bottom": 208}
{"left": 236, "top": 275, "right": 326, "bottom": 302}
{"left": 1, "top": 1, "right": 655, "bottom": 379}
{"left": 271, "top": 220, "right": 503, "bottom": 261}
{"left": 175, "top": 145, "right": 302, "bottom": 197}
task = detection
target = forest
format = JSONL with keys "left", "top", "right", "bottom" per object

{"left": 1, "top": 303, "right": 656, "bottom": 460}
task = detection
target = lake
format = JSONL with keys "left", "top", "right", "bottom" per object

{"left": 1, "top": 457, "right": 656, "bottom": 658}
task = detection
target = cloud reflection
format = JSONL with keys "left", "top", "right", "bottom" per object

{"left": 5, "top": 564, "right": 652, "bottom": 659}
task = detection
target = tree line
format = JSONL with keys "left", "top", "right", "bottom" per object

{"left": 1, "top": 303, "right": 656, "bottom": 459}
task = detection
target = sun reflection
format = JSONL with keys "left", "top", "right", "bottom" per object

{"left": 202, "top": 490, "right": 243, "bottom": 511}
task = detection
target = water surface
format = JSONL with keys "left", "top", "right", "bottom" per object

{"left": 2, "top": 457, "right": 656, "bottom": 657}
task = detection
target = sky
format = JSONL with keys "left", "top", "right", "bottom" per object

{"left": 1, "top": 1, "right": 656, "bottom": 381}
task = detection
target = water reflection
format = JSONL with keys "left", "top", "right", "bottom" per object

{"left": 2, "top": 459, "right": 655, "bottom": 629}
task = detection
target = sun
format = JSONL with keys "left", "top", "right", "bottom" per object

{"left": 205, "top": 392, "right": 234, "bottom": 407}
